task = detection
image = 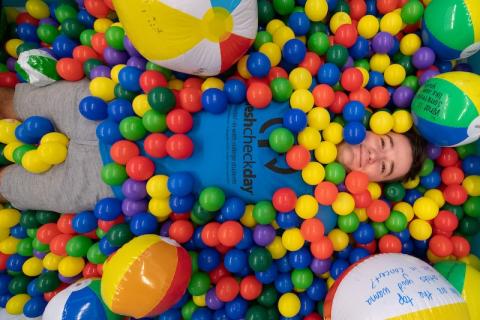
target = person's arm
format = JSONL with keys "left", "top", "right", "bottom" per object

{"left": 0, "top": 87, "right": 19, "bottom": 119}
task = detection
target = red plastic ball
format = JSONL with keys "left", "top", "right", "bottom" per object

{"left": 84, "top": 0, "right": 111, "bottom": 18}
{"left": 301, "top": 218, "right": 325, "bottom": 243}
{"left": 73, "top": 46, "right": 99, "bottom": 63}
{"left": 329, "top": 91, "right": 349, "bottom": 113}
{"left": 350, "top": 0, "right": 367, "bottom": 20}
{"left": 441, "top": 166, "right": 464, "bottom": 185}
{"left": 0, "top": 72, "right": 19, "bottom": 88}
{"left": 139, "top": 70, "right": 167, "bottom": 93}
{"left": 103, "top": 0, "right": 114, "bottom": 9}
{"left": 126, "top": 156, "right": 155, "bottom": 181}
{"left": 216, "top": 276, "right": 239, "bottom": 302}
{"left": 304, "top": 313, "right": 323, "bottom": 320}
{"left": 443, "top": 184, "right": 468, "bottom": 205}
{"left": 98, "top": 215, "right": 124, "bottom": 233}
{"left": 201, "top": 222, "right": 221, "bottom": 247}
{"left": 334, "top": 24, "right": 358, "bottom": 48}
{"left": 44, "top": 283, "right": 68, "bottom": 302}
{"left": 83, "top": 262, "right": 100, "bottom": 278}
{"left": 349, "top": 88, "right": 371, "bottom": 107}
{"left": 57, "top": 214, "right": 76, "bottom": 234}
{"left": 357, "top": 240, "right": 377, "bottom": 254}
{"left": 370, "top": 86, "right": 390, "bottom": 108}
{"left": 286, "top": 145, "right": 311, "bottom": 170}
{"left": 144, "top": 133, "right": 168, "bottom": 159}
{"left": 166, "top": 134, "right": 194, "bottom": 159}
{"left": 429, "top": 235, "right": 453, "bottom": 257}
{"left": 314, "top": 181, "right": 338, "bottom": 205}
{"left": 353, "top": 190, "right": 373, "bottom": 208}
{"left": 0, "top": 253, "right": 9, "bottom": 271}
{"left": 247, "top": 82, "right": 272, "bottom": 109}
{"left": 183, "top": 77, "right": 204, "bottom": 89}
{"left": 91, "top": 32, "right": 108, "bottom": 55}
{"left": 209, "top": 264, "right": 230, "bottom": 284}
{"left": 379, "top": 234, "right": 402, "bottom": 253}
{"left": 179, "top": 88, "right": 202, "bottom": 113}
{"left": 37, "top": 223, "right": 61, "bottom": 244}
{"left": 451, "top": 235, "right": 470, "bottom": 258}
{"left": 312, "top": 84, "right": 335, "bottom": 107}
{"left": 110, "top": 140, "right": 140, "bottom": 165}
{"left": 376, "top": 0, "right": 399, "bottom": 14}
{"left": 366, "top": 199, "right": 390, "bottom": 222}
{"left": 16, "top": 12, "right": 39, "bottom": 26}
{"left": 272, "top": 188, "right": 297, "bottom": 212}
{"left": 166, "top": 109, "right": 194, "bottom": 134}
{"left": 345, "top": 171, "right": 369, "bottom": 194}
{"left": 169, "top": 220, "right": 194, "bottom": 244}
{"left": 49, "top": 234, "right": 73, "bottom": 256}
{"left": 299, "top": 52, "right": 323, "bottom": 75}
{"left": 433, "top": 210, "right": 458, "bottom": 232}
{"left": 240, "top": 275, "right": 263, "bottom": 300}
{"left": 437, "top": 148, "right": 458, "bottom": 167}
{"left": 56, "top": 58, "right": 84, "bottom": 81}
{"left": 310, "top": 236, "right": 334, "bottom": 259}
{"left": 268, "top": 67, "right": 289, "bottom": 81}
{"left": 217, "top": 221, "right": 244, "bottom": 247}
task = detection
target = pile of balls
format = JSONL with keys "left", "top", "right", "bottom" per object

{"left": 0, "top": 0, "right": 479, "bottom": 319}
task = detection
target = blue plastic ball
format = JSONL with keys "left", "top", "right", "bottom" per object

{"left": 224, "top": 79, "right": 247, "bottom": 104}
{"left": 402, "top": 239, "right": 414, "bottom": 254}
{"left": 349, "top": 36, "right": 369, "bottom": 60}
{"left": 343, "top": 101, "right": 366, "bottom": 122}
{"left": 202, "top": 88, "right": 228, "bottom": 114}
{"left": 343, "top": 121, "right": 366, "bottom": 145}
{"left": 94, "top": 197, "right": 122, "bottom": 221}
{"left": 283, "top": 108, "right": 307, "bottom": 134}
{"left": 77, "top": 10, "right": 95, "bottom": 28}
{"left": 158, "top": 309, "right": 182, "bottom": 320}
{"left": 317, "top": 205, "right": 337, "bottom": 233}
{"left": 167, "top": 172, "right": 195, "bottom": 197}
{"left": 393, "top": 228, "right": 411, "bottom": 243}
{"left": 10, "top": 225, "right": 27, "bottom": 239}
{"left": 353, "top": 223, "right": 375, "bottom": 244}
{"left": 306, "top": 279, "right": 327, "bottom": 301}
{"left": 79, "top": 96, "right": 109, "bottom": 121}
{"left": 282, "top": 39, "right": 307, "bottom": 65}
{"left": 221, "top": 197, "right": 246, "bottom": 221}
{"left": 255, "top": 263, "right": 278, "bottom": 284}
{"left": 366, "top": 0, "right": 377, "bottom": 15}
{"left": 224, "top": 249, "right": 247, "bottom": 273}
{"left": 330, "top": 259, "right": 349, "bottom": 279}
{"left": 276, "top": 211, "right": 301, "bottom": 229}
{"left": 348, "top": 247, "right": 370, "bottom": 264}
{"left": 213, "top": 309, "right": 229, "bottom": 320}
{"left": 327, "top": 0, "right": 339, "bottom": 9}
{"left": 96, "top": 120, "right": 122, "bottom": 144}
{"left": 288, "top": 12, "right": 310, "bottom": 36}
{"left": 198, "top": 248, "right": 221, "bottom": 272}
{"left": 169, "top": 194, "right": 195, "bottom": 213}
{"left": 274, "top": 273, "right": 294, "bottom": 293}
{"left": 276, "top": 256, "right": 292, "bottom": 273}
{"left": 25, "top": 296, "right": 47, "bottom": 316}
{"left": 337, "top": 245, "right": 352, "bottom": 260}
{"left": 99, "top": 236, "right": 119, "bottom": 255}
{"left": 72, "top": 211, "right": 97, "bottom": 233}
{"left": 404, "top": 189, "right": 423, "bottom": 205}
{"left": 27, "top": 279, "right": 42, "bottom": 297}
{"left": 235, "top": 227, "right": 253, "bottom": 250}
{"left": 6, "top": 254, "right": 28, "bottom": 272}
{"left": 287, "top": 247, "right": 312, "bottom": 269}
{"left": 299, "top": 293, "right": 315, "bottom": 316}
{"left": 0, "top": 294, "right": 12, "bottom": 308}
{"left": 52, "top": 34, "right": 78, "bottom": 58}
{"left": 107, "top": 98, "right": 135, "bottom": 122}
{"left": 420, "top": 170, "right": 441, "bottom": 189}
{"left": 0, "top": 275, "right": 11, "bottom": 295}
{"left": 367, "top": 71, "right": 385, "bottom": 88}
{"left": 225, "top": 297, "right": 248, "bottom": 319}
{"left": 193, "top": 227, "right": 208, "bottom": 250}
{"left": 247, "top": 52, "right": 271, "bottom": 78}
{"left": 118, "top": 66, "right": 143, "bottom": 92}
{"left": 18, "top": 116, "right": 55, "bottom": 144}
{"left": 16, "top": 23, "right": 39, "bottom": 42}
{"left": 317, "top": 63, "right": 341, "bottom": 86}
{"left": 462, "top": 155, "right": 480, "bottom": 175}
{"left": 129, "top": 212, "right": 158, "bottom": 236}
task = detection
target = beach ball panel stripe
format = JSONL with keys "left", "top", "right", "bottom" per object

{"left": 463, "top": 265, "right": 480, "bottom": 318}
{"left": 421, "top": 23, "right": 462, "bottom": 61}
{"left": 147, "top": 245, "right": 192, "bottom": 316}
{"left": 89, "top": 280, "right": 120, "bottom": 320}
{"left": 160, "top": 0, "right": 212, "bottom": 19}
{"left": 64, "top": 289, "right": 107, "bottom": 320}
{"left": 231, "top": 0, "right": 259, "bottom": 39}
{"left": 211, "top": 0, "right": 241, "bottom": 13}
{"left": 436, "top": 72, "right": 480, "bottom": 114}
{"left": 387, "top": 303, "right": 471, "bottom": 320}
{"left": 43, "top": 284, "right": 71, "bottom": 320}
{"left": 220, "top": 34, "right": 254, "bottom": 72}
{"left": 413, "top": 115, "right": 470, "bottom": 147}
{"left": 465, "top": 0, "right": 480, "bottom": 41}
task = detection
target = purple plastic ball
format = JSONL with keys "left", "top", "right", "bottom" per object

{"left": 253, "top": 225, "right": 276, "bottom": 246}
{"left": 33, "top": 250, "right": 46, "bottom": 259}
{"left": 342, "top": 56, "right": 354, "bottom": 70}
{"left": 121, "top": 179, "right": 147, "bottom": 200}
{"left": 337, "top": 183, "right": 347, "bottom": 192}
{"left": 90, "top": 65, "right": 111, "bottom": 79}
{"left": 206, "top": 288, "right": 224, "bottom": 310}
{"left": 58, "top": 274, "right": 81, "bottom": 284}
{"left": 310, "top": 258, "right": 331, "bottom": 275}
{"left": 419, "top": 69, "right": 439, "bottom": 86}
{"left": 372, "top": 32, "right": 394, "bottom": 54}
{"left": 454, "top": 63, "right": 473, "bottom": 72}
{"left": 412, "top": 47, "right": 435, "bottom": 69}
{"left": 392, "top": 86, "right": 414, "bottom": 108}
{"left": 121, "top": 199, "right": 147, "bottom": 216}
{"left": 103, "top": 47, "right": 129, "bottom": 66}
{"left": 6, "top": 58, "right": 16, "bottom": 72}
{"left": 159, "top": 220, "right": 172, "bottom": 237}
{"left": 123, "top": 37, "right": 141, "bottom": 57}
{"left": 427, "top": 144, "right": 442, "bottom": 159}
{"left": 127, "top": 56, "right": 147, "bottom": 70}
{"left": 39, "top": 17, "right": 58, "bottom": 27}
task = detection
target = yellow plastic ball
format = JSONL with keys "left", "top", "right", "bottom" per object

{"left": 40, "top": 132, "right": 69, "bottom": 145}
{"left": 38, "top": 142, "right": 68, "bottom": 165}
{"left": 22, "top": 257, "right": 43, "bottom": 277}
{"left": 393, "top": 202, "right": 414, "bottom": 222}
{"left": 94, "top": 18, "right": 113, "bottom": 33}
{"left": 110, "top": 64, "right": 126, "bottom": 83}
{"left": 380, "top": 12, "right": 403, "bottom": 35}
{"left": 330, "top": 12, "right": 352, "bottom": 34}
{"left": 295, "top": 194, "right": 319, "bottom": 218}
{"left": 296, "top": 35, "right": 307, "bottom": 44}
{"left": 392, "top": 110, "right": 413, "bottom": 133}
{"left": 289, "top": 67, "right": 312, "bottom": 90}
{"left": 367, "top": 182, "right": 382, "bottom": 200}
{"left": 370, "top": 54, "right": 390, "bottom": 73}
{"left": 424, "top": 189, "right": 445, "bottom": 208}
{"left": 110, "top": 22, "right": 123, "bottom": 28}
{"left": 0, "top": 208, "right": 20, "bottom": 229}
{"left": 463, "top": 176, "right": 480, "bottom": 196}
{"left": 132, "top": 94, "right": 152, "bottom": 117}
{"left": 403, "top": 176, "right": 420, "bottom": 189}
{"left": 400, "top": 33, "right": 422, "bottom": 56}
{"left": 168, "top": 79, "right": 184, "bottom": 90}
{"left": 201, "top": 77, "right": 224, "bottom": 91}
{"left": 305, "top": 0, "right": 328, "bottom": 22}
{"left": 43, "top": 252, "right": 63, "bottom": 271}
{"left": 26, "top": 0, "right": 50, "bottom": 19}
{"left": 240, "top": 205, "right": 256, "bottom": 228}
{"left": 237, "top": 55, "right": 252, "bottom": 79}
{"left": 273, "top": 26, "right": 295, "bottom": 48}
{"left": 384, "top": 64, "right": 406, "bottom": 86}
{"left": 58, "top": 256, "right": 85, "bottom": 277}
{"left": 6, "top": 294, "right": 30, "bottom": 315}
{"left": 369, "top": 111, "right": 394, "bottom": 135}
{"left": 409, "top": 219, "right": 432, "bottom": 241}
{"left": 4, "top": 142, "right": 24, "bottom": 163}
{"left": 332, "top": 192, "right": 355, "bottom": 216}
{"left": 192, "top": 294, "right": 206, "bottom": 307}
{"left": 460, "top": 255, "right": 480, "bottom": 270}
{"left": 328, "top": 229, "right": 349, "bottom": 251}
{"left": 290, "top": 89, "right": 314, "bottom": 113}
{"left": 0, "top": 236, "right": 19, "bottom": 254}
{"left": 89, "top": 77, "right": 116, "bottom": 101}
{"left": 148, "top": 198, "right": 172, "bottom": 218}
{"left": 267, "top": 236, "right": 287, "bottom": 259}
{"left": 22, "top": 150, "right": 52, "bottom": 174}
{"left": 357, "top": 67, "right": 369, "bottom": 87}
{"left": 278, "top": 293, "right": 301, "bottom": 318}
{"left": 298, "top": 127, "right": 321, "bottom": 150}
{"left": 327, "top": 277, "right": 335, "bottom": 289}
{"left": 314, "top": 141, "right": 337, "bottom": 164}
{"left": 301, "top": 162, "right": 325, "bottom": 185}
{"left": 357, "top": 15, "right": 379, "bottom": 39}
{"left": 354, "top": 208, "right": 368, "bottom": 222}
{"left": 259, "top": 42, "right": 282, "bottom": 67}
{"left": 0, "top": 119, "right": 21, "bottom": 144}
{"left": 413, "top": 197, "right": 439, "bottom": 220}
{"left": 426, "top": 250, "right": 449, "bottom": 264}
{"left": 146, "top": 175, "right": 170, "bottom": 198}
{"left": 308, "top": 107, "right": 330, "bottom": 130}
{"left": 5, "top": 39, "right": 23, "bottom": 58}
{"left": 0, "top": 229, "right": 9, "bottom": 242}
{"left": 266, "top": 19, "right": 285, "bottom": 35}
{"left": 322, "top": 122, "right": 343, "bottom": 144}
{"left": 281, "top": 228, "right": 305, "bottom": 252}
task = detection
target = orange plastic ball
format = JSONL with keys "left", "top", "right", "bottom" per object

{"left": 217, "top": 221, "right": 244, "bottom": 247}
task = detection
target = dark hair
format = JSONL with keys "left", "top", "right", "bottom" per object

{"left": 402, "top": 130, "right": 428, "bottom": 182}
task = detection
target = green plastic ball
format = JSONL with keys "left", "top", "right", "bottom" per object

{"left": 148, "top": 87, "right": 176, "bottom": 113}
{"left": 326, "top": 45, "right": 348, "bottom": 67}
{"left": 254, "top": 31, "right": 273, "bottom": 50}
{"left": 16, "top": 238, "right": 33, "bottom": 257}
{"left": 291, "top": 268, "right": 314, "bottom": 289}
{"left": 106, "top": 223, "right": 133, "bottom": 247}
{"left": 54, "top": 4, "right": 77, "bottom": 23}
{"left": 248, "top": 247, "right": 272, "bottom": 272}
{"left": 142, "top": 110, "right": 167, "bottom": 133}
{"left": 188, "top": 272, "right": 211, "bottom": 296}
{"left": 36, "top": 271, "right": 61, "bottom": 293}
{"left": 464, "top": 197, "right": 480, "bottom": 218}
{"left": 114, "top": 84, "right": 137, "bottom": 101}
{"left": 384, "top": 182, "right": 406, "bottom": 202}
{"left": 401, "top": 0, "right": 424, "bottom": 25}
{"left": 101, "top": 162, "right": 128, "bottom": 185}
{"left": 419, "top": 159, "right": 434, "bottom": 176}
{"left": 273, "top": 0, "right": 295, "bottom": 15}
{"left": 12, "top": 144, "right": 36, "bottom": 165}
{"left": 119, "top": 116, "right": 147, "bottom": 141}
{"left": 325, "top": 162, "right": 346, "bottom": 184}
{"left": 257, "top": 285, "right": 278, "bottom": 307}
{"left": 8, "top": 275, "right": 30, "bottom": 294}
{"left": 36, "top": 24, "right": 59, "bottom": 44}
{"left": 258, "top": 0, "right": 275, "bottom": 26}
{"left": 337, "top": 212, "right": 360, "bottom": 233}
{"left": 372, "top": 222, "right": 389, "bottom": 239}
{"left": 87, "top": 242, "right": 107, "bottom": 264}
{"left": 270, "top": 77, "right": 293, "bottom": 102}
{"left": 181, "top": 300, "right": 198, "bottom": 320}
{"left": 269, "top": 128, "right": 294, "bottom": 153}
{"left": 308, "top": 32, "right": 329, "bottom": 55}
{"left": 253, "top": 201, "right": 277, "bottom": 225}
{"left": 80, "top": 29, "right": 95, "bottom": 46}
{"left": 83, "top": 58, "right": 103, "bottom": 77}
{"left": 20, "top": 210, "right": 40, "bottom": 228}
{"left": 105, "top": 26, "right": 125, "bottom": 51}
{"left": 199, "top": 187, "right": 225, "bottom": 212}
{"left": 65, "top": 235, "right": 93, "bottom": 257}
{"left": 36, "top": 211, "right": 59, "bottom": 224}
{"left": 61, "top": 18, "right": 85, "bottom": 39}
{"left": 385, "top": 210, "right": 408, "bottom": 233}
{"left": 246, "top": 305, "right": 269, "bottom": 320}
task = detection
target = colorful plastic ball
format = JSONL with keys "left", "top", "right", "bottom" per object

{"left": 201, "top": 88, "right": 228, "bottom": 114}
{"left": 79, "top": 96, "right": 108, "bottom": 121}
{"left": 247, "top": 52, "right": 271, "bottom": 78}
{"left": 342, "top": 100, "right": 365, "bottom": 122}
{"left": 217, "top": 221, "right": 243, "bottom": 247}
{"left": 222, "top": 79, "right": 246, "bottom": 104}
{"left": 369, "top": 110, "right": 393, "bottom": 134}
{"left": 353, "top": 223, "right": 375, "bottom": 244}
{"left": 317, "top": 63, "right": 340, "bottom": 86}
{"left": 56, "top": 57, "right": 84, "bottom": 81}
{"left": 118, "top": 66, "right": 142, "bottom": 92}
{"left": 52, "top": 35, "right": 78, "bottom": 58}
{"left": 248, "top": 247, "right": 273, "bottom": 273}
{"left": 379, "top": 234, "right": 402, "bottom": 253}
{"left": 288, "top": 12, "right": 311, "bottom": 36}
{"left": 343, "top": 121, "right": 366, "bottom": 145}
{"left": 199, "top": 187, "right": 225, "bottom": 212}
{"left": 282, "top": 39, "right": 307, "bottom": 65}
{"left": 278, "top": 292, "right": 300, "bottom": 318}
{"left": 340, "top": 68, "right": 363, "bottom": 92}
{"left": 247, "top": 82, "right": 272, "bottom": 109}
{"left": 269, "top": 128, "right": 294, "bottom": 153}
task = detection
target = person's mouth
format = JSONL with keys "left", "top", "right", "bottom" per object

{"left": 358, "top": 145, "right": 362, "bottom": 168}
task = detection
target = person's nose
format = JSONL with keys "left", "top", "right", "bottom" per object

{"left": 367, "top": 148, "right": 384, "bottom": 163}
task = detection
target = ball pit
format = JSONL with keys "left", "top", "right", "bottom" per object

{"left": 0, "top": 0, "right": 479, "bottom": 319}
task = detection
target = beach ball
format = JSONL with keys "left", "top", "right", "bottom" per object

{"left": 43, "top": 279, "right": 122, "bottom": 320}
{"left": 422, "top": 0, "right": 480, "bottom": 60}
{"left": 101, "top": 234, "right": 191, "bottom": 318}
{"left": 435, "top": 261, "right": 480, "bottom": 320}
{"left": 15, "top": 49, "right": 60, "bottom": 87}
{"left": 324, "top": 254, "right": 470, "bottom": 320}
{"left": 412, "top": 72, "right": 480, "bottom": 147}
{"left": 113, "top": 0, "right": 257, "bottom": 76}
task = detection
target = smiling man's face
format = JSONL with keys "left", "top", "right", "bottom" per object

{"left": 337, "top": 131, "right": 413, "bottom": 182}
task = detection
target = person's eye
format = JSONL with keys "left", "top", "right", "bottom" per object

{"left": 381, "top": 161, "right": 386, "bottom": 174}
{"left": 381, "top": 138, "right": 385, "bottom": 149}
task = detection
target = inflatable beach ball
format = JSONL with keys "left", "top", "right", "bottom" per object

{"left": 113, "top": 0, "right": 257, "bottom": 76}
{"left": 412, "top": 71, "right": 480, "bottom": 147}
{"left": 101, "top": 235, "right": 192, "bottom": 318}
{"left": 43, "top": 279, "right": 122, "bottom": 320}
{"left": 15, "top": 49, "right": 60, "bottom": 87}
{"left": 324, "top": 254, "right": 470, "bottom": 320}
{"left": 435, "top": 261, "right": 480, "bottom": 320}
{"left": 422, "top": 0, "right": 480, "bottom": 60}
